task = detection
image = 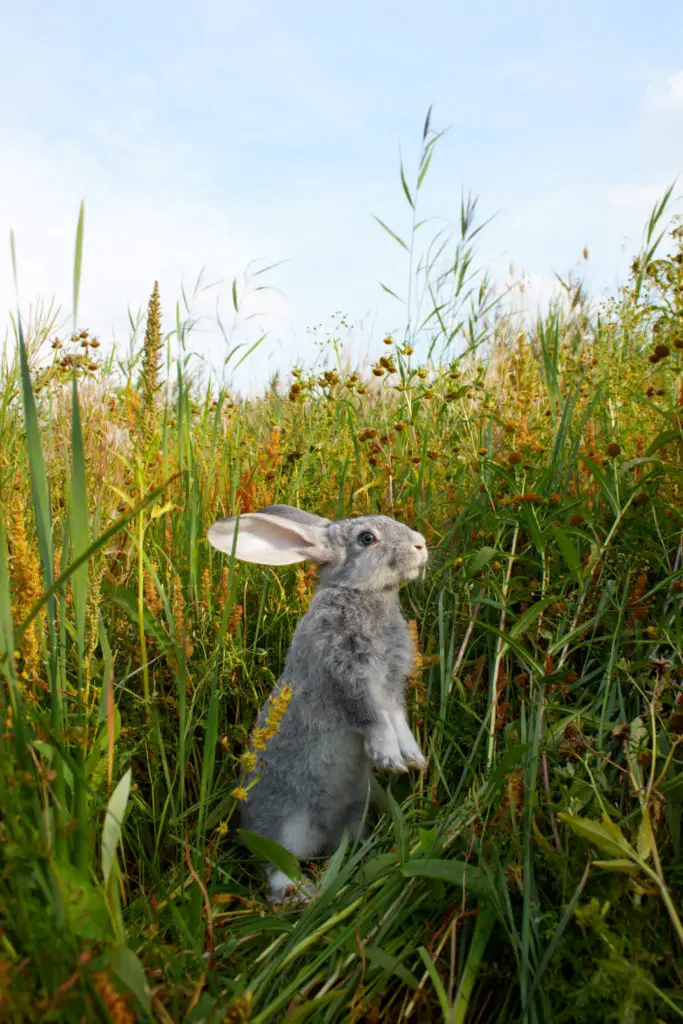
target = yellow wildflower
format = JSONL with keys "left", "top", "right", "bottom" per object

{"left": 239, "top": 750, "right": 257, "bottom": 772}
{"left": 91, "top": 972, "right": 135, "bottom": 1024}
{"left": 8, "top": 489, "right": 43, "bottom": 681}
{"left": 250, "top": 684, "right": 293, "bottom": 750}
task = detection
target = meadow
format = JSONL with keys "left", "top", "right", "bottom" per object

{"left": 1, "top": 128, "right": 683, "bottom": 1022}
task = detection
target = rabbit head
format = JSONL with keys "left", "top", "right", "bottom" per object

{"left": 207, "top": 504, "right": 427, "bottom": 591}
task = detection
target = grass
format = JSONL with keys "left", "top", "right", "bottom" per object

{"left": 1, "top": 120, "right": 683, "bottom": 1022}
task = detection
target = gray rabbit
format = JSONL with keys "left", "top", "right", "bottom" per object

{"left": 208, "top": 504, "right": 428, "bottom": 902}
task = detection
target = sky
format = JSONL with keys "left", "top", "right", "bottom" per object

{"left": 1, "top": 0, "right": 682, "bottom": 392}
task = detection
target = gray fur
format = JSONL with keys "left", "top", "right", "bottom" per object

{"left": 257, "top": 504, "right": 332, "bottom": 528}
{"left": 208, "top": 505, "right": 428, "bottom": 902}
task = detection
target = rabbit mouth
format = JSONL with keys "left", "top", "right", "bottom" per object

{"left": 405, "top": 555, "right": 428, "bottom": 581}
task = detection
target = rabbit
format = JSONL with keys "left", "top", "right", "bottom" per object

{"left": 207, "top": 504, "right": 428, "bottom": 902}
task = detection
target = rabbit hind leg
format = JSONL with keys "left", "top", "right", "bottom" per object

{"left": 267, "top": 810, "right": 321, "bottom": 903}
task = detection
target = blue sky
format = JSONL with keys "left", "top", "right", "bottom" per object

{"left": 1, "top": 0, "right": 682, "bottom": 390}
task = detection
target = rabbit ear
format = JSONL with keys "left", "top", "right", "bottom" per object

{"left": 256, "top": 504, "right": 331, "bottom": 528}
{"left": 208, "top": 512, "right": 332, "bottom": 566}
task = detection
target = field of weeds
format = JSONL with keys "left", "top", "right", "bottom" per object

{"left": 2, "top": 131, "right": 683, "bottom": 1022}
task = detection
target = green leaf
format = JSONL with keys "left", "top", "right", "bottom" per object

{"left": 418, "top": 827, "right": 439, "bottom": 856}
{"left": 592, "top": 859, "right": 639, "bottom": 874}
{"left": 17, "top": 325, "right": 54, "bottom": 596}
{"left": 359, "top": 851, "right": 398, "bottom": 885}
{"left": 558, "top": 812, "right": 633, "bottom": 859}
{"left": 453, "top": 908, "right": 495, "bottom": 1024}
{"left": 552, "top": 526, "right": 582, "bottom": 579}
{"left": 281, "top": 994, "right": 340, "bottom": 1023}
{"left": 70, "top": 372, "right": 89, "bottom": 654}
{"left": 185, "top": 994, "right": 220, "bottom": 1023}
{"left": 9, "top": 228, "right": 19, "bottom": 292}
{"left": 237, "top": 829, "right": 302, "bottom": 882}
{"left": 51, "top": 860, "right": 112, "bottom": 941}
{"left": 85, "top": 717, "right": 120, "bottom": 781}
{"left": 0, "top": 521, "right": 25, "bottom": 745}
{"left": 403, "top": 858, "right": 487, "bottom": 894}
{"left": 105, "top": 945, "right": 151, "bottom": 1015}
{"left": 637, "top": 806, "right": 654, "bottom": 862}
{"left": 319, "top": 829, "right": 350, "bottom": 893}
{"left": 418, "top": 946, "right": 450, "bottom": 1019}
{"left": 197, "top": 670, "right": 220, "bottom": 841}
{"left": 379, "top": 281, "right": 405, "bottom": 302}
{"left": 102, "top": 768, "right": 132, "bottom": 886}
{"left": 104, "top": 583, "right": 168, "bottom": 650}
{"left": 365, "top": 945, "right": 419, "bottom": 989}
{"left": 417, "top": 147, "right": 434, "bottom": 191}
{"left": 386, "top": 785, "right": 408, "bottom": 864}
{"left": 646, "top": 428, "right": 682, "bottom": 456}
{"left": 510, "top": 596, "right": 560, "bottom": 640}
{"left": 600, "top": 811, "right": 634, "bottom": 851}
{"left": 491, "top": 742, "right": 532, "bottom": 780}
{"left": 372, "top": 214, "right": 409, "bottom": 251}
{"left": 399, "top": 158, "right": 414, "bottom": 209}
{"left": 472, "top": 619, "right": 545, "bottom": 679}
{"left": 232, "top": 332, "right": 268, "bottom": 373}
{"left": 73, "top": 200, "right": 85, "bottom": 323}
{"left": 579, "top": 455, "right": 620, "bottom": 518}
{"left": 468, "top": 546, "right": 496, "bottom": 577}
{"left": 34, "top": 740, "right": 74, "bottom": 791}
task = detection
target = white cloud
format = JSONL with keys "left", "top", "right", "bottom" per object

{"left": 0, "top": 134, "right": 277, "bottom": 369}
{"left": 3, "top": 51, "right": 683, "bottom": 396}
{"left": 0, "top": 129, "right": 410, "bottom": 392}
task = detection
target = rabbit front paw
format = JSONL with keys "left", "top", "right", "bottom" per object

{"left": 365, "top": 727, "right": 408, "bottom": 773}
{"left": 392, "top": 713, "right": 427, "bottom": 770}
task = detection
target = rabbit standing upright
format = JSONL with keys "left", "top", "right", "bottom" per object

{"left": 208, "top": 504, "right": 428, "bottom": 902}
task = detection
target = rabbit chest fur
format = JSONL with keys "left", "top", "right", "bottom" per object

{"left": 240, "top": 585, "right": 415, "bottom": 855}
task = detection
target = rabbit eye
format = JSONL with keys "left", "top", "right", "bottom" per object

{"left": 358, "top": 531, "right": 377, "bottom": 547}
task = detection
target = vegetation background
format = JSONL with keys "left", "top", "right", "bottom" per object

{"left": 1, "top": 121, "right": 683, "bottom": 1022}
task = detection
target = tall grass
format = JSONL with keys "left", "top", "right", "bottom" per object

{"left": 1, "top": 122, "right": 683, "bottom": 1023}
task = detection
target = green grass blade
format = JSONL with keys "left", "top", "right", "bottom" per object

{"left": 14, "top": 473, "right": 182, "bottom": 645}
{"left": 69, "top": 372, "right": 89, "bottom": 657}
{"left": 17, "top": 319, "right": 55, "bottom": 599}
{"left": 73, "top": 201, "right": 85, "bottom": 325}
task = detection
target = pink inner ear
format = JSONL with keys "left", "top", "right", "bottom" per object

{"left": 235, "top": 528, "right": 310, "bottom": 564}
{"left": 232, "top": 516, "right": 323, "bottom": 565}
{"left": 209, "top": 512, "right": 328, "bottom": 565}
